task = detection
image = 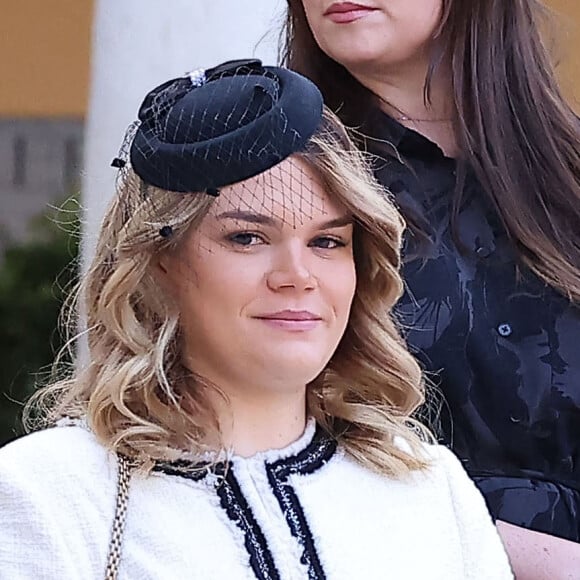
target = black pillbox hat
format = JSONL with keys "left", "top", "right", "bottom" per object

{"left": 129, "top": 59, "right": 324, "bottom": 194}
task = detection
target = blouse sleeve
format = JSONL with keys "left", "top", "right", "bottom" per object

{"left": 0, "top": 429, "right": 113, "bottom": 579}
{"left": 0, "top": 454, "right": 78, "bottom": 578}
{"left": 436, "top": 445, "right": 514, "bottom": 579}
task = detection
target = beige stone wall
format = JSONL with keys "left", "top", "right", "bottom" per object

{"left": 549, "top": 0, "right": 580, "bottom": 107}
{"left": 0, "top": 0, "right": 93, "bottom": 117}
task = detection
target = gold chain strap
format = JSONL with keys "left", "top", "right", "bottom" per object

{"left": 104, "top": 455, "right": 132, "bottom": 580}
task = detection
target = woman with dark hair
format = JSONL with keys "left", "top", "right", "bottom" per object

{"left": 282, "top": 0, "right": 580, "bottom": 575}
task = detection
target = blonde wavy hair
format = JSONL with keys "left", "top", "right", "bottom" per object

{"left": 25, "top": 108, "right": 432, "bottom": 476}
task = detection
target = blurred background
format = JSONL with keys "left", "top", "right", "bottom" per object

{"left": 0, "top": 0, "right": 578, "bottom": 446}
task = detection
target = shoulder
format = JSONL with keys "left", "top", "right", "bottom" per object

{"left": 332, "top": 437, "right": 471, "bottom": 495}
{"left": 0, "top": 423, "right": 111, "bottom": 467}
{"left": 359, "top": 436, "right": 492, "bottom": 514}
{"left": 0, "top": 426, "right": 122, "bottom": 577}
{"left": 419, "top": 443, "right": 480, "bottom": 491}
{"left": 0, "top": 424, "right": 119, "bottom": 542}
{"left": 409, "top": 442, "right": 501, "bottom": 532}
{"left": 417, "top": 440, "right": 467, "bottom": 473}
{"left": 0, "top": 424, "right": 117, "bottom": 492}
{"left": 400, "top": 439, "right": 481, "bottom": 495}
{"left": 392, "top": 435, "right": 467, "bottom": 471}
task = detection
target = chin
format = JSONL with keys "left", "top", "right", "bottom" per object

{"left": 321, "top": 31, "right": 388, "bottom": 63}
{"left": 277, "top": 360, "right": 326, "bottom": 381}
{"left": 256, "top": 352, "right": 329, "bottom": 385}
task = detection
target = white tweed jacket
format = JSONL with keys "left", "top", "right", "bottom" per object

{"left": 0, "top": 421, "right": 513, "bottom": 579}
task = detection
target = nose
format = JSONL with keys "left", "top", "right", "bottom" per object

{"left": 266, "top": 241, "right": 317, "bottom": 292}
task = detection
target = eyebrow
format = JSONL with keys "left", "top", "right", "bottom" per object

{"left": 215, "top": 211, "right": 353, "bottom": 230}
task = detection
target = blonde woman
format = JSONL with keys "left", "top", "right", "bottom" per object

{"left": 0, "top": 60, "right": 512, "bottom": 579}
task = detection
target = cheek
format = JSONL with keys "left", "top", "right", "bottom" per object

{"left": 300, "top": 0, "right": 318, "bottom": 24}
{"left": 301, "top": 3, "right": 335, "bottom": 52}
{"left": 406, "top": 1, "right": 442, "bottom": 43}
{"left": 177, "top": 250, "right": 266, "bottom": 318}
{"left": 170, "top": 250, "right": 222, "bottom": 317}
{"left": 394, "top": 0, "right": 442, "bottom": 46}
{"left": 326, "top": 261, "right": 357, "bottom": 319}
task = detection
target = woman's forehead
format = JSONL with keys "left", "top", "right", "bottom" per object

{"left": 208, "top": 157, "right": 345, "bottom": 223}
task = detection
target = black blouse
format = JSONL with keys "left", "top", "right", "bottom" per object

{"left": 370, "top": 112, "right": 580, "bottom": 542}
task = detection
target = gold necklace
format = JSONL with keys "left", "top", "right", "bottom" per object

{"left": 395, "top": 115, "right": 452, "bottom": 123}
{"left": 375, "top": 94, "right": 452, "bottom": 123}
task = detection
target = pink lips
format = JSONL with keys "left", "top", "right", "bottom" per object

{"left": 256, "top": 310, "right": 322, "bottom": 332}
{"left": 324, "top": 2, "right": 378, "bottom": 24}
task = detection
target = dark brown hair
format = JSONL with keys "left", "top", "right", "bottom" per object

{"left": 282, "top": 0, "right": 580, "bottom": 301}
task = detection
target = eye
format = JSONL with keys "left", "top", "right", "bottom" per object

{"left": 310, "top": 236, "right": 347, "bottom": 249}
{"left": 227, "top": 232, "right": 265, "bottom": 246}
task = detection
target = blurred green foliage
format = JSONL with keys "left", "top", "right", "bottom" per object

{"left": 0, "top": 199, "right": 79, "bottom": 446}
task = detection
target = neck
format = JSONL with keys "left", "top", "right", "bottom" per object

{"left": 216, "top": 389, "right": 308, "bottom": 458}
{"left": 185, "top": 353, "right": 309, "bottom": 457}
{"left": 353, "top": 54, "right": 452, "bottom": 119}
{"left": 350, "top": 58, "right": 458, "bottom": 156}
